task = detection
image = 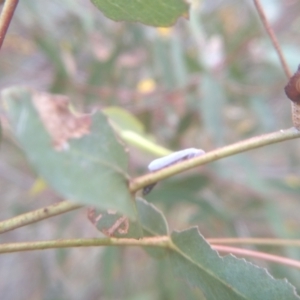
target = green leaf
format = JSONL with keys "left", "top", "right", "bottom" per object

{"left": 91, "top": 0, "right": 189, "bottom": 27}
{"left": 88, "top": 198, "right": 168, "bottom": 238}
{"left": 146, "top": 174, "right": 209, "bottom": 206}
{"left": 170, "top": 227, "right": 299, "bottom": 300}
{"left": 89, "top": 198, "right": 168, "bottom": 258}
{"left": 3, "top": 87, "right": 135, "bottom": 218}
{"left": 103, "top": 106, "right": 171, "bottom": 156}
{"left": 103, "top": 106, "right": 145, "bottom": 135}
{"left": 155, "top": 258, "right": 206, "bottom": 300}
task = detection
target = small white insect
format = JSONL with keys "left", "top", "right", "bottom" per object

{"left": 143, "top": 148, "right": 205, "bottom": 195}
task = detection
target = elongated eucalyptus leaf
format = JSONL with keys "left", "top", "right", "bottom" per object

{"left": 91, "top": 0, "right": 189, "bottom": 27}
{"left": 170, "top": 227, "right": 299, "bottom": 300}
{"left": 3, "top": 87, "right": 135, "bottom": 217}
{"left": 103, "top": 106, "right": 145, "bottom": 135}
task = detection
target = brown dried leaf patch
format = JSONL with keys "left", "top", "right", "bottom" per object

{"left": 87, "top": 208, "right": 130, "bottom": 237}
{"left": 32, "top": 92, "right": 91, "bottom": 150}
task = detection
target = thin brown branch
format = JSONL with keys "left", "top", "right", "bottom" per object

{"left": 129, "top": 127, "right": 300, "bottom": 192}
{"left": 1, "top": 237, "right": 300, "bottom": 271}
{"left": 208, "top": 238, "right": 300, "bottom": 247}
{"left": 0, "top": 0, "right": 19, "bottom": 50}
{"left": 0, "top": 127, "right": 300, "bottom": 235}
{"left": 0, "top": 201, "right": 82, "bottom": 234}
{"left": 213, "top": 245, "right": 300, "bottom": 270}
{"left": 253, "top": 0, "right": 291, "bottom": 78}
{"left": 0, "top": 236, "right": 171, "bottom": 253}
{"left": 253, "top": 0, "right": 300, "bottom": 129}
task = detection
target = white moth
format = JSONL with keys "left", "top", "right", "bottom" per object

{"left": 143, "top": 148, "right": 205, "bottom": 195}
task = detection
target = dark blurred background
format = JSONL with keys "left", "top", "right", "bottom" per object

{"left": 1, "top": 0, "right": 300, "bottom": 299}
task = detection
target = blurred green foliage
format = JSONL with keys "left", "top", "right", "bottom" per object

{"left": 1, "top": 0, "right": 300, "bottom": 299}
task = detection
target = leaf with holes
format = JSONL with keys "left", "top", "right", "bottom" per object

{"left": 88, "top": 198, "right": 168, "bottom": 257}
{"left": 88, "top": 198, "right": 168, "bottom": 238}
{"left": 3, "top": 87, "right": 135, "bottom": 217}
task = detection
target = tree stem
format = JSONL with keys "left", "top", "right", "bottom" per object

{"left": 1, "top": 236, "right": 300, "bottom": 270}
{"left": 0, "top": 201, "right": 81, "bottom": 234}
{"left": 1, "top": 127, "right": 300, "bottom": 234}
{"left": 0, "top": 0, "right": 18, "bottom": 49}
{"left": 0, "top": 236, "right": 171, "bottom": 253}
{"left": 208, "top": 238, "right": 300, "bottom": 247}
{"left": 214, "top": 245, "right": 300, "bottom": 270}
{"left": 253, "top": 0, "right": 291, "bottom": 78}
{"left": 130, "top": 127, "right": 300, "bottom": 192}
